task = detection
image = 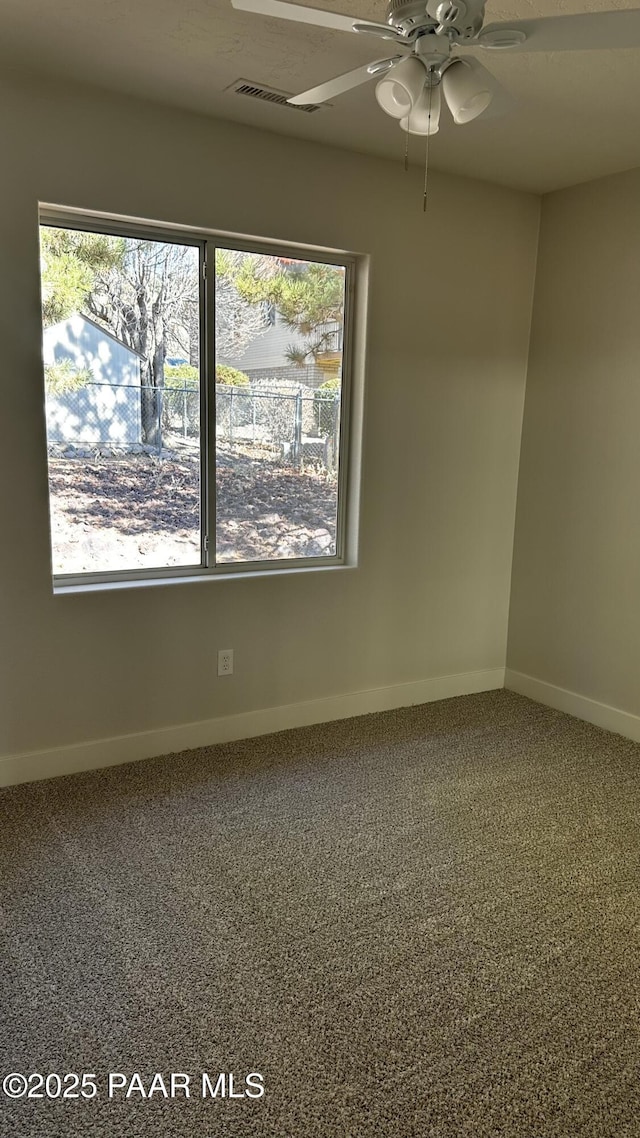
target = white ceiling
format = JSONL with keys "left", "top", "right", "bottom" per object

{"left": 1, "top": 0, "right": 640, "bottom": 193}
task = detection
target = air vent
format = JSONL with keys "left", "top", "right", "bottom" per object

{"left": 228, "top": 79, "right": 322, "bottom": 113}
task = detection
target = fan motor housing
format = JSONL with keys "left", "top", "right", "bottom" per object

{"left": 385, "top": 0, "right": 485, "bottom": 38}
{"left": 385, "top": 0, "right": 433, "bottom": 33}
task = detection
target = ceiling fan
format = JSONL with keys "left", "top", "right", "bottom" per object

{"left": 229, "top": 0, "right": 640, "bottom": 136}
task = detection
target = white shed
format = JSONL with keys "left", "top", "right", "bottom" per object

{"left": 43, "top": 313, "right": 143, "bottom": 447}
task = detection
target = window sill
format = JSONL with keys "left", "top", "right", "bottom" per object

{"left": 52, "top": 560, "right": 357, "bottom": 595}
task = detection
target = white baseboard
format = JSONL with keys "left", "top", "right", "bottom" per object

{"left": 0, "top": 667, "right": 505, "bottom": 788}
{"left": 505, "top": 669, "right": 640, "bottom": 744}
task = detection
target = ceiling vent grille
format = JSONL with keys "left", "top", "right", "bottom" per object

{"left": 229, "top": 79, "right": 322, "bottom": 112}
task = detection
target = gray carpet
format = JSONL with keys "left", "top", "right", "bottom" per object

{"left": 1, "top": 689, "right": 640, "bottom": 1137}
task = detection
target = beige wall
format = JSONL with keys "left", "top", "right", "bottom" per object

{"left": 508, "top": 167, "right": 640, "bottom": 716}
{"left": 0, "top": 70, "right": 539, "bottom": 760}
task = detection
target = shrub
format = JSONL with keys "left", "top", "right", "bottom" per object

{"left": 250, "top": 377, "right": 303, "bottom": 444}
{"left": 165, "top": 363, "right": 199, "bottom": 386}
{"left": 314, "top": 375, "right": 341, "bottom": 436}
{"left": 162, "top": 364, "right": 199, "bottom": 434}
{"left": 163, "top": 363, "right": 251, "bottom": 389}
{"left": 216, "top": 364, "right": 250, "bottom": 387}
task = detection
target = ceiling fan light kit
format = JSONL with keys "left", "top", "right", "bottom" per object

{"left": 375, "top": 55, "right": 426, "bottom": 118}
{"left": 441, "top": 58, "right": 492, "bottom": 124}
{"left": 231, "top": 0, "right": 640, "bottom": 202}
{"left": 399, "top": 82, "right": 441, "bottom": 135}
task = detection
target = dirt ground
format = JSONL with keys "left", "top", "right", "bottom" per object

{"left": 47, "top": 452, "right": 338, "bottom": 575}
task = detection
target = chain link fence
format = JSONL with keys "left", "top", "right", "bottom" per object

{"left": 46, "top": 381, "right": 341, "bottom": 473}
{"left": 215, "top": 385, "right": 340, "bottom": 472}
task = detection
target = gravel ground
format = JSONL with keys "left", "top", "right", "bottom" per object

{"left": 47, "top": 453, "right": 338, "bottom": 575}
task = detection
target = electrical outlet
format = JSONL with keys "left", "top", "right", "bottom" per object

{"left": 218, "top": 649, "right": 234, "bottom": 677}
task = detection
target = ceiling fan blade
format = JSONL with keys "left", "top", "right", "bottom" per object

{"left": 477, "top": 9, "right": 640, "bottom": 52}
{"left": 230, "top": 0, "right": 362, "bottom": 33}
{"left": 288, "top": 57, "right": 402, "bottom": 104}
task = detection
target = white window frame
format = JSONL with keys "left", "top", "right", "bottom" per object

{"left": 39, "top": 206, "right": 365, "bottom": 593}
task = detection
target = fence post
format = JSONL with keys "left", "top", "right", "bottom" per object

{"left": 294, "top": 390, "right": 303, "bottom": 469}
{"left": 182, "top": 381, "right": 188, "bottom": 439}
{"left": 332, "top": 396, "right": 340, "bottom": 471}
{"left": 157, "top": 386, "right": 162, "bottom": 456}
{"left": 229, "top": 386, "right": 235, "bottom": 447}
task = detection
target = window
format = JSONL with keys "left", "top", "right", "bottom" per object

{"left": 39, "top": 210, "right": 360, "bottom": 588}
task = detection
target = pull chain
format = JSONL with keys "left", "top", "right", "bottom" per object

{"left": 423, "top": 81, "right": 434, "bottom": 213}
{"left": 404, "top": 122, "right": 409, "bottom": 172}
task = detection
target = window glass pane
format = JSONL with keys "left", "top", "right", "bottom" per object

{"left": 40, "top": 225, "right": 202, "bottom": 576}
{"left": 214, "top": 249, "right": 346, "bottom": 564}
